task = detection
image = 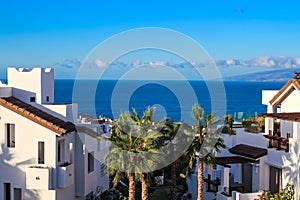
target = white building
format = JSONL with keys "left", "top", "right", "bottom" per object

{"left": 0, "top": 68, "right": 109, "bottom": 200}
{"left": 188, "top": 73, "right": 300, "bottom": 200}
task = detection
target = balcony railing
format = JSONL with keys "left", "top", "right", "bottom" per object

{"left": 264, "top": 132, "right": 290, "bottom": 152}
{"left": 204, "top": 174, "right": 220, "bottom": 193}
{"left": 57, "top": 163, "right": 74, "bottom": 188}
{"left": 26, "top": 165, "right": 52, "bottom": 190}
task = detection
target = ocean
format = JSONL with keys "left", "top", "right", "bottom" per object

{"left": 55, "top": 80, "right": 284, "bottom": 123}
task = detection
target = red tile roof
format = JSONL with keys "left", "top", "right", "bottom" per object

{"left": 0, "top": 97, "right": 76, "bottom": 135}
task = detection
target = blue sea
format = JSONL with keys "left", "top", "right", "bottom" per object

{"left": 54, "top": 80, "right": 284, "bottom": 123}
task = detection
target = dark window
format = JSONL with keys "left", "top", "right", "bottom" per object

{"left": 58, "top": 139, "right": 65, "bottom": 163}
{"left": 38, "top": 142, "right": 45, "bottom": 164}
{"left": 5, "top": 124, "right": 15, "bottom": 148}
{"left": 13, "top": 188, "right": 21, "bottom": 200}
{"left": 30, "top": 97, "right": 36, "bottom": 102}
{"left": 88, "top": 152, "right": 94, "bottom": 173}
{"left": 4, "top": 183, "right": 11, "bottom": 200}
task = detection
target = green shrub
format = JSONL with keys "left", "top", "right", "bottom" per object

{"left": 221, "top": 126, "right": 236, "bottom": 135}
{"left": 245, "top": 125, "right": 259, "bottom": 133}
{"left": 255, "top": 183, "right": 294, "bottom": 200}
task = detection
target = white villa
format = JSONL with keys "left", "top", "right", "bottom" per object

{"left": 188, "top": 73, "right": 300, "bottom": 200}
{"left": 0, "top": 68, "right": 110, "bottom": 200}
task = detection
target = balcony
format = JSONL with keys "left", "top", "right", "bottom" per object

{"left": 264, "top": 132, "right": 290, "bottom": 152}
{"left": 204, "top": 172, "right": 221, "bottom": 193}
{"left": 57, "top": 163, "right": 74, "bottom": 188}
{"left": 26, "top": 165, "right": 52, "bottom": 190}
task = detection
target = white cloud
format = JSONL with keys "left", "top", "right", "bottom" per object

{"left": 94, "top": 59, "right": 107, "bottom": 68}
{"left": 131, "top": 59, "right": 142, "bottom": 68}
{"left": 54, "top": 58, "right": 82, "bottom": 69}
{"left": 148, "top": 60, "right": 167, "bottom": 67}
{"left": 216, "top": 56, "right": 300, "bottom": 68}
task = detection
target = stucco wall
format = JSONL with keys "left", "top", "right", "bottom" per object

{"left": 281, "top": 90, "right": 300, "bottom": 112}
{"left": 0, "top": 104, "right": 57, "bottom": 200}
{"left": 7, "top": 68, "right": 54, "bottom": 104}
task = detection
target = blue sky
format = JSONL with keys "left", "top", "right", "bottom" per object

{"left": 1, "top": 0, "right": 300, "bottom": 79}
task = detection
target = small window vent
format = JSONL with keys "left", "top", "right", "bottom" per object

{"left": 30, "top": 97, "right": 36, "bottom": 102}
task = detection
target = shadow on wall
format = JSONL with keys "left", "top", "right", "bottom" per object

{"left": 0, "top": 143, "right": 40, "bottom": 200}
{"left": 283, "top": 140, "right": 300, "bottom": 200}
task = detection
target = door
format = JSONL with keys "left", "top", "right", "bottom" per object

{"left": 269, "top": 166, "right": 282, "bottom": 194}
{"left": 242, "top": 163, "right": 253, "bottom": 192}
{"left": 4, "top": 183, "right": 11, "bottom": 200}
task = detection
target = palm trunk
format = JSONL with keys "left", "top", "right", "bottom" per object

{"left": 171, "top": 162, "right": 177, "bottom": 200}
{"left": 129, "top": 173, "right": 135, "bottom": 200}
{"left": 197, "top": 159, "right": 203, "bottom": 200}
{"left": 141, "top": 173, "right": 148, "bottom": 200}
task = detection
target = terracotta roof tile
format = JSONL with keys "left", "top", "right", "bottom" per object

{"left": 0, "top": 97, "right": 76, "bottom": 135}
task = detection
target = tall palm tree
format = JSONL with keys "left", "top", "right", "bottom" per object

{"left": 161, "top": 118, "right": 181, "bottom": 200}
{"left": 104, "top": 107, "right": 163, "bottom": 200}
{"left": 161, "top": 119, "right": 194, "bottom": 200}
{"left": 188, "top": 104, "right": 226, "bottom": 200}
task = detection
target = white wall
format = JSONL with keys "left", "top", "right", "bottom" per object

{"left": 0, "top": 105, "right": 57, "bottom": 200}
{"left": 12, "top": 88, "right": 36, "bottom": 104}
{"left": 259, "top": 156, "right": 268, "bottom": 191}
{"left": 262, "top": 90, "right": 278, "bottom": 105}
{"left": 76, "top": 129, "right": 109, "bottom": 198}
{"left": 7, "top": 68, "right": 54, "bottom": 104}
{"left": 44, "top": 104, "right": 78, "bottom": 123}
{"left": 0, "top": 87, "right": 12, "bottom": 98}
{"left": 186, "top": 173, "right": 197, "bottom": 200}
{"left": 280, "top": 120, "right": 293, "bottom": 138}
{"left": 283, "top": 138, "right": 300, "bottom": 200}
{"left": 281, "top": 89, "right": 300, "bottom": 112}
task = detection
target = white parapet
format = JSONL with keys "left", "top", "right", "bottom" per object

{"left": 262, "top": 90, "right": 278, "bottom": 105}
{"left": 26, "top": 165, "right": 52, "bottom": 190}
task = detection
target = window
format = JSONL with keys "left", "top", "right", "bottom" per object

{"left": 58, "top": 139, "right": 65, "bottom": 163}
{"left": 30, "top": 97, "right": 36, "bottom": 102}
{"left": 88, "top": 152, "right": 94, "bottom": 173}
{"left": 13, "top": 188, "right": 21, "bottom": 200}
{"left": 38, "top": 142, "right": 45, "bottom": 164}
{"left": 4, "top": 183, "right": 11, "bottom": 200}
{"left": 69, "top": 143, "right": 73, "bottom": 164}
{"left": 46, "top": 96, "right": 50, "bottom": 102}
{"left": 5, "top": 124, "right": 15, "bottom": 148}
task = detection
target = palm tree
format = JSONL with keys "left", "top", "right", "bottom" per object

{"left": 223, "top": 114, "right": 234, "bottom": 134}
{"left": 104, "top": 107, "right": 163, "bottom": 200}
{"left": 188, "top": 104, "right": 226, "bottom": 200}
{"left": 161, "top": 118, "right": 181, "bottom": 200}
{"left": 161, "top": 119, "right": 194, "bottom": 200}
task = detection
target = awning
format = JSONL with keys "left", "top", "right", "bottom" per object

{"left": 262, "top": 112, "right": 300, "bottom": 122}
{"left": 216, "top": 156, "right": 258, "bottom": 167}
{"left": 228, "top": 144, "right": 267, "bottom": 159}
